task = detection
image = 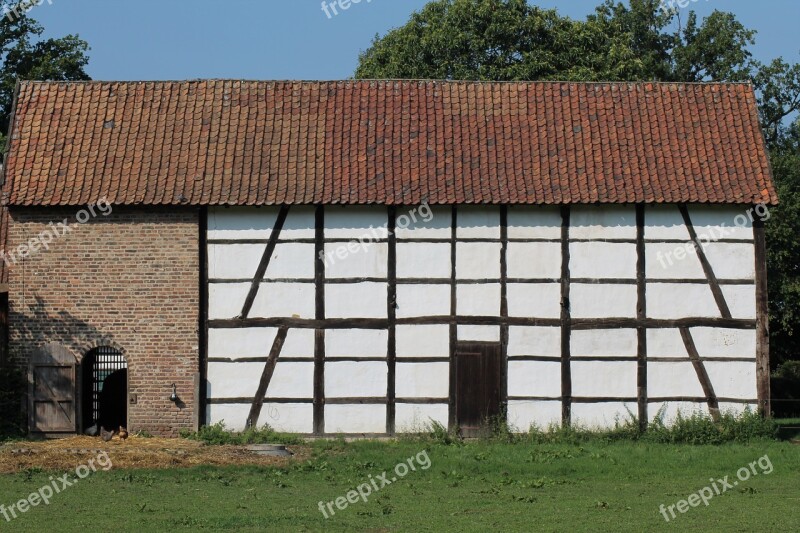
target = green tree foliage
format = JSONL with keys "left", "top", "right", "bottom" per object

{"left": 0, "top": 0, "right": 90, "bottom": 145}
{"left": 357, "top": 0, "right": 800, "bottom": 372}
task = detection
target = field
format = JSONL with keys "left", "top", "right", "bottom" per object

{"left": 0, "top": 436, "right": 798, "bottom": 532}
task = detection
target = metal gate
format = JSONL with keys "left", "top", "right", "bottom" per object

{"left": 83, "top": 347, "right": 127, "bottom": 428}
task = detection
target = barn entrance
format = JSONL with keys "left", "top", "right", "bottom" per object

{"left": 453, "top": 342, "right": 504, "bottom": 437}
{"left": 81, "top": 347, "right": 128, "bottom": 433}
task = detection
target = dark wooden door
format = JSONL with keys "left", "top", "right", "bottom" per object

{"left": 454, "top": 342, "right": 503, "bottom": 437}
{"left": 28, "top": 344, "right": 77, "bottom": 435}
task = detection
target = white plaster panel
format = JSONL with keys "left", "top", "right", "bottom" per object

{"left": 325, "top": 404, "right": 386, "bottom": 433}
{"left": 690, "top": 328, "right": 756, "bottom": 358}
{"left": 208, "top": 283, "right": 250, "bottom": 319}
{"left": 507, "top": 327, "right": 561, "bottom": 357}
{"left": 507, "top": 400, "right": 562, "bottom": 431}
{"left": 208, "top": 207, "right": 316, "bottom": 240}
{"left": 570, "top": 206, "right": 636, "bottom": 240}
{"left": 396, "top": 284, "right": 451, "bottom": 318}
{"left": 507, "top": 283, "right": 561, "bottom": 318}
{"left": 326, "top": 283, "right": 388, "bottom": 318}
{"left": 647, "top": 361, "right": 706, "bottom": 397}
{"left": 570, "top": 242, "right": 637, "bottom": 279}
{"left": 207, "top": 362, "right": 261, "bottom": 399}
{"left": 250, "top": 283, "right": 316, "bottom": 319}
{"left": 688, "top": 206, "right": 754, "bottom": 241}
{"left": 324, "top": 242, "right": 388, "bottom": 279}
{"left": 571, "top": 361, "right": 637, "bottom": 397}
{"left": 266, "top": 243, "right": 317, "bottom": 279}
{"left": 644, "top": 205, "right": 692, "bottom": 240}
{"left": 281, "top": 329, "right": 315, "bottom": 358}
{"left": 571, "top": 329, "right": 637, "bottom": 357}
{"left": 570, "top": 284, "right": 637, "bottom": 318}
{"left": 394, "top": 206, "right": 452, "bottom": 239}
{"left": 209, "top": 328, "right": 278, "bottom": 359}
{"left": 208, "top": 244, "right": 262, "bottom": 279}
{"left": 205, "top": 404, "right": 249, "bottom": 432}
{"left": 396, "top": 362, "right": 449, "bottom": 398}
{"left": 646, "top": 329, "right": 687, "bottom": 358}
{"left": 703, "top": 243, "right": 755, "bottom": 280}
{"left": 456, "top": 242, "right": 501, "bottom": 279}
{"left": 705, "top": 361, "right": 757, "bottom": 399}
{"left": 324, "top": 207, "right": 390, "bottom": 238}
{"left": 646, "top": 283, "right": 719, "bottom": 319}
{"left": 645, "top": 242, "right": 706, "bottom": 280}
{"left": 266, "top": 362, "right": 315, "bottom": 398}
{"left": 717, "top": 403, "right": 751, "bottom": 418}
{"left": 397, "top": 243, "right": 451, "bottom": 279}
{"left": 507, "top": 242, "right": 561, "bottom": 279}
{"left": 395, "top": 404, "right": 449, "bottom": 432}
{"left": 457, "top": 283, "right": 501, "bottom": 316}
{"left": 507, "top": 361, "right": 561, "bottom": 397}
{"left": 396, "top": 325, "right": 450, "bottom": 357}
{"left": 325, "top": 362, "right": 387, "bottom": 397}
{"left": 648, "top": 401, "right": 708, "bottom": 425}
{"left": 262, "top": 403, "right": 315, "bottom": 433}
{"left": 720, "top": 285, "right": 756, "bottom": 319}
{"left": 507, "top": 207, "right": 562, "bottom": 239}
{"left": 456, "top": 206, "right": 501, "bottom": 238}
{"left": 571, "top": 402, "right": 637, "bottom": 429}
{"left": 457, "top": 325, "right": 500, "bottom": 342}
{"left": 325, "top": 329, "right": 388, "bottom": 358}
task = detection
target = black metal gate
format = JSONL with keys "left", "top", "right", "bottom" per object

{"left": 82, "top": 347, "right": 127, "bottom": 430}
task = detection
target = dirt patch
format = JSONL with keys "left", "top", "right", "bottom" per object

{"left": 0, "top": 435, "right": 309, "bottom": 473}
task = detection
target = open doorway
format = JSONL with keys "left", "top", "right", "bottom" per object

{"left": 81, "top": 347, "right": 127, "bottom": 433}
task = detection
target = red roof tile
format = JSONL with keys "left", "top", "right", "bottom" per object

{"left": 0, "top": 80, "right": 778, "bottom": 206}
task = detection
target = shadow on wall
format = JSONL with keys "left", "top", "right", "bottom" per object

{"left": 2, "top": 294, "right": 120, "bottom": 437}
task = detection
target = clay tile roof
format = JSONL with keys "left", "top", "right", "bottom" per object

{"left": 0, "top": 80, "right": 778, "bottom": 207}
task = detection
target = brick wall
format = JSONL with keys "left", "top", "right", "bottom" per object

{"left": 5, "top": 206, "right": 200, "bottom": 437}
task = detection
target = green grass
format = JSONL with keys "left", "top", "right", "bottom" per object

{"left": 1, "top": 439, "right": 798, "bottom": 532}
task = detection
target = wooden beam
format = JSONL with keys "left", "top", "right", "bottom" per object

{"left": 240, "top": 206, "right": 290, "bottom": 319}
{"left": 500, "top": 205, "right": 509, "bottom": 421}
{"left": 313, "top": 205, "right": 325, "bottom": 435}
{"left": 679, "top": 327, "right": 721, "bottom": 421}
{"left": 199, "top": 207, "right": 209, "bottom": 427}
{"left": 448, "top": 207, "right": 457, "bottom": 430}
{"left": 246, "top": 326, "right": 288, "bottom": 428}
{"left": 560, "top": 205, "right": 572, "bottom": 426}
{"left": 678, "top": 205, "right": 732, "bottom": 319}
{"left": 753, "top": 216, "right": 771, "bottom": 416}
{"left": 636, "top": 204, "right": 648, "bottom": 430}
{"left": 386, "top": 207, "right": 397, "bottom": 435}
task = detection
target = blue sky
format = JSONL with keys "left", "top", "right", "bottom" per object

{"left": 28, "top": 0, "right": 800, "bottom": 80}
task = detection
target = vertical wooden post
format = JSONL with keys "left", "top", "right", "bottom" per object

{"left": 499, "top": 206, "right": 509, "bottom": 420}
{"left": 198, "top": 206, "right": 208, "bottom": 428}
{"left": 313, "top": 206, "right": 326, "bottom": 435}
{"left": 386, "top": 207, "right": 397, "bottom": 435}
{"left": 448, "top": 207, "right": 458, "bottom": 431}
{"left": 560, "top": 206, "right": 572, "bottom": 427}
{"left": 636, "top": 204, "right": 648, "bottom": 430}
{"left": 753, "top": 216, "right": 770, "bottom": 417}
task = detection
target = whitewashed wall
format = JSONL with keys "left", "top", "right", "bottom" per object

{"left": 205, "top": 204, "right": 759, "bottom": 433}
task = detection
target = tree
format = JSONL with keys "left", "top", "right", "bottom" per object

{"left": 356, "top": 0, "right": 800, "bottom": 373}
{"left": 0, "top": 1, "right": 90, "bottom": 146}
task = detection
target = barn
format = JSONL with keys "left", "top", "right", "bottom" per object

{"left": 0, "top": 80, "right": 776, "bottom": 437}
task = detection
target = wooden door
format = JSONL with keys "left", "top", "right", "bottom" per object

{"left": 454, "top": 342, "right": 503, "bottom": 437}
{"left": 28, "top": 344, "right": 77, "bottom": 435}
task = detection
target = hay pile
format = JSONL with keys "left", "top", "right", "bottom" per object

{"left": 0, "top": 435, "right": 308, "bottom": 473}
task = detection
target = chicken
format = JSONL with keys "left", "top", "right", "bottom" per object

{"left": 100, "top": 426, "right": 115, "bottom": 442}
{"left": 84, "top": 424, "right": 99, "bottom": 437}
{"left": 118, "top": 426, "right": 128, "bottom": 441}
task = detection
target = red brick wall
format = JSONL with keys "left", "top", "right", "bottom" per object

{"left": 5, "top": 206, "right": 200, "bottom": 436}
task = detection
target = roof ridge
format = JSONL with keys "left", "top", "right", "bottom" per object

{"left": 18, "top": 79, "right": 754, "bottom": 86}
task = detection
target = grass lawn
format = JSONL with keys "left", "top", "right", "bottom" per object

{"left": 0, "top": 439, "right": 798, "bottom": 532}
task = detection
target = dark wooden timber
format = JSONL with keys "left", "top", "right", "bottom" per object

{"left": 560, "top": 206, "right": 572, "bottom": 426}
{"left": 386, "top": 207, "right": 397, "bottom": 434}
{"left": 246, "top": 326, "right": 288, "bottom": 428}
{"left": 678, "top": 205, "right": 732, "bottom": 319}
{"left": 313, "top": 206, "right": 325, "bottom": 435}
{"left": 199, "top": 206, "right": 209, "bottom": 426}
{"left": 209, "top": 276, "right": 755, "bottom": 286}
{"left": 448, "top": 207, "right": 457, "bottom": 430}
{"left": 240, "top": 206, "right": 290, "bottom": 319}
{"left": 679, "top": 327, "right": 720, "bottom": 421}
{"left": 499, "top": 206, "right": 509, "bottom": 420}
{"left": 636, "top": 204, "right": 647, "bottom": 430}
{"left": 753, "top": 216, "right": 770, "bottom": 416}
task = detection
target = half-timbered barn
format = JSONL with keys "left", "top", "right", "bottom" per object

{"left": 0, "top": 80, "right": 776, "bottom": 437}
